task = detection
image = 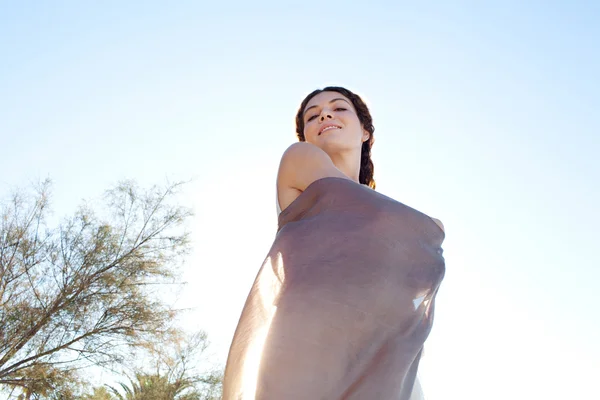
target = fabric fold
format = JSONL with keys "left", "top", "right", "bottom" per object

{"left": 223, "top": 177, "right": 445, "bottom": 399}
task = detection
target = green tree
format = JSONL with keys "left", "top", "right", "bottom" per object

{"left": 0, "top": 179, "right": 192, "bottom": 398}
{"left": 83, "top": 387, "right": 114, "bottom": 400}
{"left": 108, "top": 373, "right": 197, "bottom": 400}
{"left": 106, "top": 331, "right": 223, "bottom": 400}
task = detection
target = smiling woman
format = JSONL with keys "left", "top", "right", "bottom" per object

{"left": 222, "top": 86, "right": 445, "bottom": 400}
{"left": 277, "top": 88, "right": 375, "bottom": 213}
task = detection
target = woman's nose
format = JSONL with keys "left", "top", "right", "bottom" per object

{"left": 320, "top": 110, "right": 333, "bottom": 121}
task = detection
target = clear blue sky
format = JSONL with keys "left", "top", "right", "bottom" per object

{"left": 1, "top": 1, "right": 598, "bottom": 398}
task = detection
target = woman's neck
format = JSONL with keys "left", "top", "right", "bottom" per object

{"left": 329, "top": 151, "right": 361, "bottom": 183}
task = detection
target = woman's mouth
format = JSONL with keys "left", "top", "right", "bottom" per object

{"left": 319, "top": 125, "right": 341, "bottom": 135}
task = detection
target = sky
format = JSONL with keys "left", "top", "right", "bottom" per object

{"left": 1, "top": 1, "right": 599, "bottom": 398}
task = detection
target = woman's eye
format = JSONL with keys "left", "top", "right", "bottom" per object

{"left": 307, "top": 115, "right": 318, "bottom": 121}
{"left": 335, "top": 107, "right": 347, "bottom": 111}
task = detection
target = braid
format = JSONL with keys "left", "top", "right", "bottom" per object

{"left": 360, "top": 140, "right": 376, "bottom": 190}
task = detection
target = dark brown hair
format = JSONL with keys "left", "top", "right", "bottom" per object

{"left": 295, "top": 86, "right": 376, "bottom": 189}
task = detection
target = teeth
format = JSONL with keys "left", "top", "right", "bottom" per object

{"left": 321, "top": 126, "right": 339, "bottom": 133}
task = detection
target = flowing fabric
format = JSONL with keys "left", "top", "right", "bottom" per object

{"left": 223, "top": 177, "right": 445, "bottom": 399}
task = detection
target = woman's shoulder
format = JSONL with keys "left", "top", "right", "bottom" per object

{"left": 278, "top": 142, "right": 331, "bottom": 174}
{"left": 276, "top": 143, "right": 348, "bottom": 213}
{"left": 278, "top": 143, "right": 348, "bottom": 189}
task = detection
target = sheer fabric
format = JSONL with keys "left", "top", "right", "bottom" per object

{"left": 223, "top": 177, "right": 445, "bottom": 399}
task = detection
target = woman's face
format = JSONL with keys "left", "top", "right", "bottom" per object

{"left": 302, "top": 91, "right": 369, "bottom": 153}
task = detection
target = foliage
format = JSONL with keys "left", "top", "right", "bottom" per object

{"left": 106, "top": 331, "right": 223, "bottom": 400}
{"left": 83, "top": 386, "right": 113, "bottom": 400}
{"left": 0, "top": 179, "right": 192, "bottom": 398}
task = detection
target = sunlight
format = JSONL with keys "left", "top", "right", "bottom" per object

{"left": 413, "top": 294, "right": 426, "bottom": 310}
{"left": 240, "top": 251, "right": 285, "bottom": 399}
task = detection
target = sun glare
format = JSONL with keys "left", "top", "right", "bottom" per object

{"left": 240, "top": 252, "right": 285, "bottom": 399}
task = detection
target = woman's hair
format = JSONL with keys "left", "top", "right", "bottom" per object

{"left": 295, "top": 86, "right": 376, "bottom": 189}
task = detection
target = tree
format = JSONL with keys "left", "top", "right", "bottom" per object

{"left": 0, "top": 179, "right": 192, "bottom": 397}
{"left": 108, "top": 373, "right": 198, "bottom": 400}
{"left": 106, "top": 331, "right": 223, "bottom": 400}
{"left": 83, "top": 387, "right": 113, "bottom": 400}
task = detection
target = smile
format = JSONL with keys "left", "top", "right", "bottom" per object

{"left": 319, "top": 125, "right": 341, "bottom": 135}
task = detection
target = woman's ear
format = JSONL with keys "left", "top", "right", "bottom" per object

{"left": 362, "top": 130, "right": 370, "bottom": 142}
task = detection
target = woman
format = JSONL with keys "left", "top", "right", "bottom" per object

{"left": 223, "top": 87, "right": 445, "bottom": 399}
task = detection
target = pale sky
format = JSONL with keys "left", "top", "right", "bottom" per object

{"left": 1, "top": 1, "right": 599, "bottom": 398}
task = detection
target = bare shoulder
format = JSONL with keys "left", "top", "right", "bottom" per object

{"left": 277, "top": 142, "right": 348, "bottom": 192}
{"left": 431, "top": 217, "right": 445, "bottom": 232}
{"left": 276, "top": 143, "right": 348, "bottom": 212}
